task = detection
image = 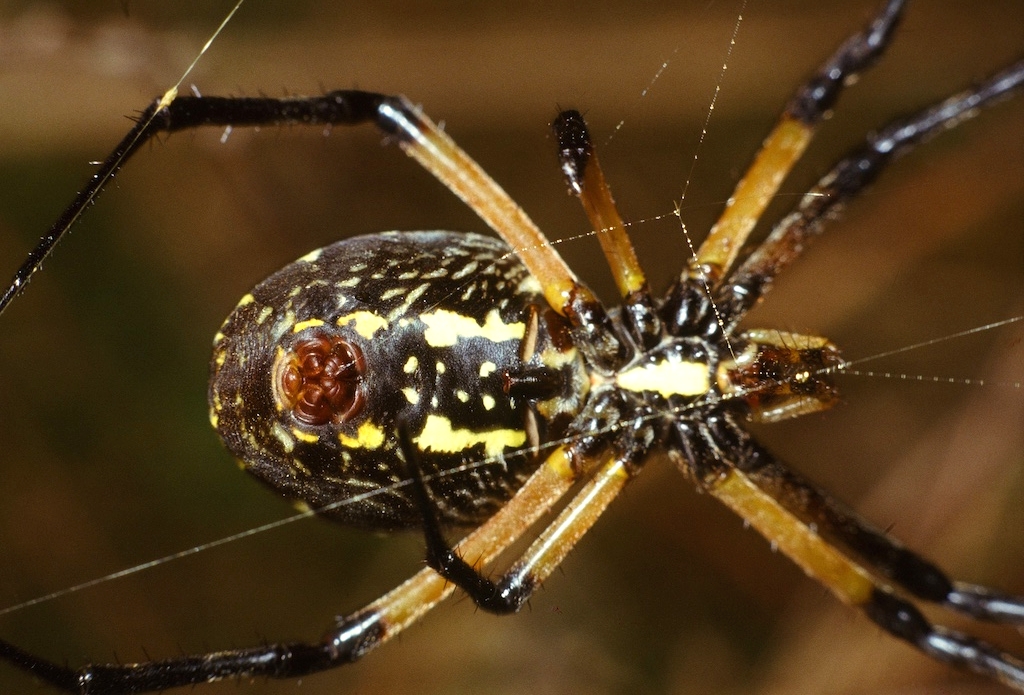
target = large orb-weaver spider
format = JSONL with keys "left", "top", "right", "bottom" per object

{"left": 0, "top": 1, "right": 1022, "bottom": 693}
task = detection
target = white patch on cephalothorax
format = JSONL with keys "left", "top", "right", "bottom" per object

{"left": 616, "top": 357, "right": 709, "bottom": 398}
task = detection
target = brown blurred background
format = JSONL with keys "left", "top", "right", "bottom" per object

{"left": 0, "top": 1, "right": 1021, "bottom": 693}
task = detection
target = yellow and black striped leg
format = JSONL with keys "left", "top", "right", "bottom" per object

{"left": 738, "top": 439, "right": 1024, "bottom": 625}
{"left": 713, "top": 469, "right": 1024, "bottom": 688}
{"left": 721, "top": 56, "right": 1024, "bottom": 323}
{"left": 437, "top": 454, "right": 631, "bottom": 614}
{"left": 676, "top": 413, "right": 1024, "bottom": 689}
{"left": 689, "top": 0, "right": 905, "bottom": 284}
{"left": 0, "top": 89, "right": 630, "bottom": 370}
{"left": 553, "top": 109, "right": 662, "bottom": 348}
{"left": 402, "top": 420, "right": 635, "bottom": 614}
{"left": 383, "top": 100, "right": 631, "bottom": 370}
{"left": 0, "top": 446, "right": 585, "bottom": 693}
{"left": 328, "top": 445, "right": 586, "bottom": 648}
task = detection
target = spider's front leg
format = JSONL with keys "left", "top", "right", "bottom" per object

{"left": 690, "top": 0, "right": 905, "bottom": 284}
{"left": 677, "top": 15, "right": 1024, "bottom": 684}
{"left": 720, "top": 56, "right": 1024, "bottom": 323}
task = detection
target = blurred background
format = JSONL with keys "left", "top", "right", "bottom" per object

{"left": 0, "top": 1, "right": 1021, "bottom": 693}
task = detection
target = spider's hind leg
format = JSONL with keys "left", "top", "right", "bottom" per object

{"left": 679, "top": 414, "right": 1024, "bottom": 689}
{"left": 399, "top": 420, "right": 639, "bottom": 615}
{"left": 398, "top": 421, "right": 530, "bottom": 614}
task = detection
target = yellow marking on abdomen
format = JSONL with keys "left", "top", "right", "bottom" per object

{"left": 337, "top": 311, "right": 390, "bottom": 339}
{"left": 338, "top": 421, "right": 386, "bottom": 450}
{"left": 255, "top": 306, "right": 274, "bottom": 325}
{"left": 414, "top": 414, "right": 525, "bottom": 457}
{"left": 420, "top": 308, "right": 525, "bottom": 348}
{"left": 299, "top": 248, "right": 323, "bottom": 263}
{"left": 293, "top": 318, "right": 325, "bottom": 333}
{"left": 291, "top": 427, "right": 320, "bottom": 444}
{"left": 271, "top": 421, "right": 296, "bottom": 453}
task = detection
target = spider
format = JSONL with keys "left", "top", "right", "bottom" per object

{"left": 0, "top": 1, "right": 1019, "bottom": 695}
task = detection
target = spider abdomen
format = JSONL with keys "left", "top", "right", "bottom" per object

{"left": 209, "top": 231, "right": 584, "bottom": 529}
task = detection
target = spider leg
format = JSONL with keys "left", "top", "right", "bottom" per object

{"left": 721, "top": 56, "right": 1024, "bottom": 324}
{"left": 0, "top": 89, "right": 631, "bottom": 369}
{"left": 403, "top": 416, "right": 635, "bottom": 614}
{"left": 0, "top": 446, "right": 584, "bottom": 693}
{"left": 553, "top": 109, "right": 662, "bottom": 348}
{"left": 735, "top": 428, "right": 1024, "bottom": 624}
{"left": 676, "top": 413, "right": 1024, "bottom": 689}
{"left": 691, "top": 0, "right": 905, "bottom": 283}
{"left": 383, "top": 98, "right": 630, "bottom": 370}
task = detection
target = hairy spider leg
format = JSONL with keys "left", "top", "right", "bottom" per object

{"left": 552, "top": 111, "right": 647, "bottom": 299}
{"left": 1, "top": 0, "right": 1022, "bottom": 691}
{"left": 400, "top": 59, "right": 1024, "bottom": 688}
{"left": 694, "top": 0, "right": 903, "bottom": 282}
{"left": 721, "top": 56, "right": 1024, "bottom": 323}
{"left": 0, "top": 446, "right": 584, "bottom": 692}
{"left": 552, "top": 109, "right": 663, "bottom": 349}
{"left": 677, "top": 412, "right": 1024, "bottom": 688}
{"left": 385, "top": 0, "right": 1024, "bottom": 683}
